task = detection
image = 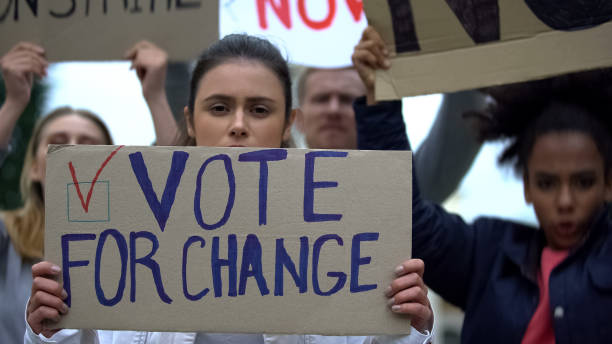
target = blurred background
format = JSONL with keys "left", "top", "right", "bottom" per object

{"left": 0, "top": 1, "right": 538, "bottom": 342}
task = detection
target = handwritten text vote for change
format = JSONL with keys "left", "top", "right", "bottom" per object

{"left": 60, "top": 149, "right": 383, "bottom": 307}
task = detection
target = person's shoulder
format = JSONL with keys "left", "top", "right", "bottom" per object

{"left": 472, "top": 216, "right": 537, "bottom": 242}
{"left": 473, "top": 216, "right": 535, "bottom": 230}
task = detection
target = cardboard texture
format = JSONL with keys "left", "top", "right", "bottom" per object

{"left": 364, "top": 0, "right": 612, "bottom": 99}
{"left": 0, "top": 1, "right": 218, "bottom": 61}
{"left": 45, "top": 145, "right": 413, "bottom": 335}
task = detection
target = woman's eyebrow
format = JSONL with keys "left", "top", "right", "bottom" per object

{"left": 533, "top": 172, "right": 557, "bottom": 179}
{"left": 534, "top": 170, "right": 598, "bottom": 178}
{"left": 78, "top": 134, "right": 104, "bottom": 142}
{"left": 46, "top": 132, "right": 67, "bottom": 139}
{"left": 245, "top": 96, "right": 275, "bottom": 103}
{"left": 572, "top": 170, "right": 597, "bottom": 178}
{"left": 203, "top": 94, "right": 233, "bottom": 102}
{"left": 200, "top": 95, "right": 276, "bottom": 103}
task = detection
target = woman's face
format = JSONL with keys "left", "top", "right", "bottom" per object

{"left": 30, "top": 114, "right": 109, "bottom": 188}
{"left": 524, "top": 131, "right": 611, "bottom": 250}
{"left": 186, "top": 60, "right": 293, "bottom": 148}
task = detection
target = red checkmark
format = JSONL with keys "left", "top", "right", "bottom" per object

{"left": 68, "top": 145, "right": 124, "bottom": 213}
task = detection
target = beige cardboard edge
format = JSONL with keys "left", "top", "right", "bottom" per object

{"left": 0, "top": 2, "right": 219, "bottom": 62}
{"left": 363, "top": 0, "right": 396, "bottom": 54}
{"left": 380, "top": 0, "right": 552, "bottom": 57}
{"left": 375, "top": 21, "right": 612, "bottom": 100}
{"left": 47, "top": 144, "right": 70, "bottom": 155}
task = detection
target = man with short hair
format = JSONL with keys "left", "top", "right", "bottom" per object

{"left": 296, "top": 66, "right": 486, "bottom": 203}
{"left": 295, "top": 68, "right": 365, "bottom": 150}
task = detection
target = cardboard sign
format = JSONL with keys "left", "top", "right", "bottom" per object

{"left": 364, "top": 0, "right": 612, "bottom": 99}
{"left": 45, "top": 145, "right": 413, "bottom": 335}
{"left": 0, "top": 0, "right": 218, "bottom": 61}
{"left": 221, "top": 0, "right": 367, "bottom": 67}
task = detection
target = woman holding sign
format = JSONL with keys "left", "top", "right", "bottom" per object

{"left": 353, "top": 26, "right": 612, "bottom": 343}
{"left": 24, "top": 34, "right": 434, "bottom": 344}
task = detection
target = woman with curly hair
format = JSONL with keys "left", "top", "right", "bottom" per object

{"left": 353, "top": 26, "right": 612, "bottom": 343}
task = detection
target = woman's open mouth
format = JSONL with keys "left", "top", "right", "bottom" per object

{"left": 556, "top": 221, "right": 577, "bottom": 237}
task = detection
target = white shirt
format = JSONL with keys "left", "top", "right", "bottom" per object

{"left": 24, "top": 326, "right": 432, "bottom": 344}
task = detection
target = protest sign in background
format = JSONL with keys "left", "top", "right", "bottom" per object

{"left": 1, "top": 0, "right": 367, "bottom": 66}
{"left": 0, "top": 0, "right": 219, "bottom": 61}
{"left": 364, "top": 0, "right": 612, "bottom": 99}
{"left": 221, "top": 0, "right": 367, "bottom": 67}
{"left": 45, "top": 145, "right": 413, "bottom": 334}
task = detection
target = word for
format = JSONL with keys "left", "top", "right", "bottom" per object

{"left": 0, "top": 0, "right": 201, "bottom": 21}
{"left": 61, "top": 231, "right": 380, "bottom": 306}
{"left": 387, "top": 0, "right": 612, "bottom": 53}
{"left": 127, "top": 149, "right": 348, "bottom": 232}
{"left": 257, "top": 0, "right": 363, "bottom": 30}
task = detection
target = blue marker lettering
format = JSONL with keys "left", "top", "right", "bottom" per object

{"left": 303, "top": 151, "right": 347, "bottom": 222}
{"left": 95, "top": 229, "right": 127, "bottom": 306}
{"left": 129, "top": 231, "right": 172, "bottom": 304}
{"left": 238, "top": 149, "right": 288, "bottom": 225}
{"left": 312, "top": 234, "right": 347, "bottom": 296}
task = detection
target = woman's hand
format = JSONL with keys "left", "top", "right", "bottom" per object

{"left": 386, "top": 258, "right": 434, "bottom": 334}
{"left": 27, "top": 261, "right": 68, "bottom": 338}
{"left": 125, "top": 40, "right": 178, "bottom": 145}
{"left": 125, "top": 40, "right": 168, "bottom": 101}
{"left": 351, "top": 26, "right": 391, "bottom": 105}
{"left": 0, "top": 42, "right": 48, "bottom": 147}
{"left": 0, "top": 42, "right": 47, "bottom": 109}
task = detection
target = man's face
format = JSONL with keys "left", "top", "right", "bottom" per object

{"left": 298, "top": 69, "right": 366, "bottom": 149}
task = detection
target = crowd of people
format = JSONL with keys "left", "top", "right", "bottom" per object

{"left": 0, "top": 19, "right": 610, "bottom": 344}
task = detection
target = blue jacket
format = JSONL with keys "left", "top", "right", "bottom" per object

{"left": 355, "top": 98, "right": 612, "bottom": 343}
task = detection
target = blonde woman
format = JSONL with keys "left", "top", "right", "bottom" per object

{"left": 0, "top": 41, "right": 176, "bottom": 344}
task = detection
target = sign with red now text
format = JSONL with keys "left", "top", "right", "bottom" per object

{"left": 45, "top": 145, "right": 413, "bottom": 334}
{"left": 221, "top": 0, "right": 367, "bottom": 67}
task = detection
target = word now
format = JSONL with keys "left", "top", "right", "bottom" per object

{"left": 0, "top": 0, "right": 201, "bottom": 21}
{"left": 61, "top": 231, "right": 379, "bottom": 306}
{"left": 257, "top": 0, "right": 363, "bottom": 30}
{"left": 128, "top": 149, "right": 347, "bottom": 232}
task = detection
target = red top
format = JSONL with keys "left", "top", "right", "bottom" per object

{"left": 521, "top": 247, "right": 569, "bottom": 344}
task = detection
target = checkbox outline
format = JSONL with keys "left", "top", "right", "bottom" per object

{"left": 67, "top": 181, "right": 110, "bottom": 222}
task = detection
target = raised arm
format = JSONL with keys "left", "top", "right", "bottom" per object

{"left": 351, "top": 27, "right": 487, "bottom": 310}
{"left": 125, "top": 41, "right": 178, "bottom": 146}
{"left": 352, "top": 26, "right": 408, "bottom": 151}
{"left": 352, "top": 26, "right": 484, "bottom": 203}
{"left": 351, "top": 26, "right": 390, "bottom": 106}
{"left": 0, "top": 42, "right": 47, "bottom": 151}
{"left": 414, "top": 90, "right": 485, "bottom": 203}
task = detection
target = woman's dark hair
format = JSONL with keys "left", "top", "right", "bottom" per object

{"left": 470, "top": 68, "right": 612, "bottom": 177}
{"left": 179, "top": 34, "right": 292, "bottom": 146}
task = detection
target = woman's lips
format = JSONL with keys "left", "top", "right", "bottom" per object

{"left": 556, "top": 221, "right": 577, "bottom": 236}
{"left": 319, "top": 124, "right": 346, "bottom": 132}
